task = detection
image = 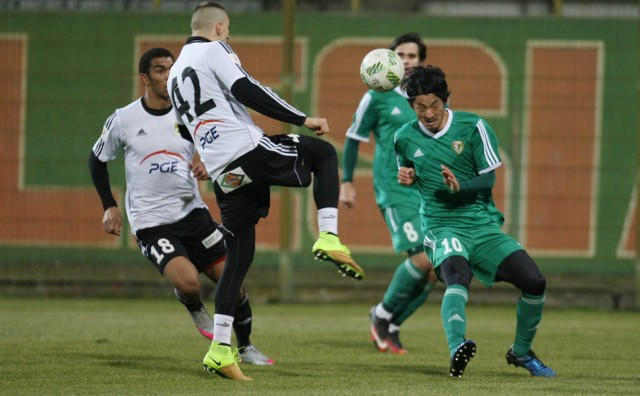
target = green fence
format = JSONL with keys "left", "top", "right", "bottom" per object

{"left": 0, "top": 12, "right": 637, "bottom": 280}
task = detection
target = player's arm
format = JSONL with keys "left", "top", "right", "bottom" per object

{"left": 340, "top": 92, "right": 377, "bottom": 207}
{"left": 190, "top": 151, "right": 210, "bottom": 181}
{"left": 88, "top": 152, "right": 122, "bottom": 236}
{"left": 441, "top": 165, "right": 495, "bottom": 193}
{"left": 339, "top": 137, "right": 360, "bottom": 208}
{"left": 231, "top": 77, "right": 306, "bottom": 126}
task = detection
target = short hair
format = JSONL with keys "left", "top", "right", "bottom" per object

{"left": 401, "top": 65, "right": 450, "bottom": 104}
{"left": 191, "top": 1, "right": 227, "bottom": 31}
{"left": 138, "top": 48, "right": 174, "bottom": 75}
{"left": 390, "top": 32, "right": 427, "bottom": 62}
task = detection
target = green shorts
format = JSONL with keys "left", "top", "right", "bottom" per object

{"left": 381, "top": 202, "right": 424, "bottom": 254}
{"left": 423, "top": 224, "right": 523, "bottom": 287}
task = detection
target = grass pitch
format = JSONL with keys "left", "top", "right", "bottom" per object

{"left": 1, "top": 297, "right": 638, "bottom": 395}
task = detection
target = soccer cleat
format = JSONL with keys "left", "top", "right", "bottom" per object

{"left": 369, "top": 306, "right": 390, "bottom": 352}
{"left": 387, "top": 331, "right": 408, "bottom": 355}
{"left": 174, "top": 289, "right": 214, "bottom": 340}
{"left": 239, "top": 344, "right": 275, "bottom": 366}
{"left": 506, "top": 348, "right": 556, "bottom": 377}
{"left": 203, "top": 342, "right": 253, "bottom": 381}
{"left": 312, "top": 232, "right": 365, "bottom": 280}
{"left": 449, "top": 339, "right": 476, "bottom": 378}
{"left": 190, "top": 307, "right": 214, "bottom": 340}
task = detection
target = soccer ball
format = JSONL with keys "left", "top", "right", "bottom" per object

{"left": 359, "top": 48, "right": 405, "bottom": 92}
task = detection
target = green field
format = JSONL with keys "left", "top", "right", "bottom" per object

{"left": 1, "top": 298, "right": 638, "bottom": 395}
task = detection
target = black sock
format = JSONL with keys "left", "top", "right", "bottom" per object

{"left": 233, "top": 294, "right": 252, "bottom": 348}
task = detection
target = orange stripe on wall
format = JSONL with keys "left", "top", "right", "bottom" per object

{"left": 0, "top": 35, "right": 112, "bottom": 246}
{"left": 524, "top": 44, "right": 599, "bottom": 252}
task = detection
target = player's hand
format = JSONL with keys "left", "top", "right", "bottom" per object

{"left": 304, "top": 117, "right": 330, "bottom": 136}
{"left": 102, "top": 206, "right": 123, "bottom": 236}
{"left": 190, "top": 160, "right": 210, "bottom": 181}
{"left": 398, "top": 166, "right": 416, "bottom": 186}
{"left": 339, "top": 182, "right": 357, "bottom": 208}
{"left": 441, "top": 164, "right": 460, "bottom": 192}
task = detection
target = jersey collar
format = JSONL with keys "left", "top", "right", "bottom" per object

{"left": 140, "top": 97, "right": 172, "bottom": 116}
{"left": 185, "top": 36, "right": 211, "bottom": 44}
{"left": 418, "top": 108, "right": 453, "bottom": 138}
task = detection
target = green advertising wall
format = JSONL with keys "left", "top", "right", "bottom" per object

{"left": 0, "top": 11, "right": 637, "bottom": 276}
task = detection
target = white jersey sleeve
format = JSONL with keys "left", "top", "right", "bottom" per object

{"left": 93, "top": 111, "right": 124, "bottom": 162}
{"left": 93, "top": 98, "right": 208, "bottom": 233}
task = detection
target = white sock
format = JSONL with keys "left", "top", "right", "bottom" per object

{"left": 317, "top": 208, "right": 338, "bottom": 235}
{"left": 389, "top": 324, "right": 401, "bottom": 333}
{"left": 375, "top": 303, "right": 393, "bottom": 321}
{"left": 212, "top": 314, "right": 234, "bottom": 345}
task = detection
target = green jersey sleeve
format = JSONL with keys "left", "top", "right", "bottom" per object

{"left": 345, "top": 91, "right": 377, "bottom": 142}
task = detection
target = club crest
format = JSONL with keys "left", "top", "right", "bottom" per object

{"left": 451, "top": 141, "right": 464, "bottom": 154}
{"left": 221, "top": 172, "right": 245, "bottom": 188}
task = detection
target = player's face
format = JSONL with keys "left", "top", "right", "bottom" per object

{"left": 146, "top": 56, "right": 174, "bottom": 101}
{"left": 394, "top": 42, "right": 421, "bottom": 72}
{"left": 412, "top": 93, "right": 447, "bottom": 132}
{"left": 217, "top": 15, "right": 230, "bottom": 41}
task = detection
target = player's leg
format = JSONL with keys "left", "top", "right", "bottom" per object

{"left": 437, "top": 255, "right": 476, "bottom": 377}
{"left": 200, "top": 179, "right": 265, "bottom": 381}
{"left": 136, "top": 223, "right": 216, "bottom": 339}
{"left": 494, "top": 249, "right": 556, "bottom": 377}
{"left": 387, "top": 251, "right": 437, "bottom": 353}
{"left": 202, "top": 262, "right": 274, "bottom": 367}
{"left": 203, "top": 258, "right": 274, "bottom": 366}
{"left": 254, "top": 134, "right": 363, "bottom": 279}
{"left": 371, "top": 204, "right": 435, "bottom": 353}
{"left": 201, "top": 223, "right": 255, "bottom": 381}
{"left": 371, "top": 255, "right": 426, "bottom": 354}
{"left": 165, "top": 256, "right": 218, "bottom": 339}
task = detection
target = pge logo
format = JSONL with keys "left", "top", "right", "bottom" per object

{"left": 149, "top": 161, "right": 178, "bottom": 174}
{"left": 199, "top": 125, "right": 219, "bottom": 149}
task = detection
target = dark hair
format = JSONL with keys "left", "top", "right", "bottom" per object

{"left": 195, "top": 1, "right": 226, "bottom": 12}
{"left": 390, "top": 32, "right": 427, "bottom": 62}
{"left": 138, "top": 48, "right": 174, "bottom": 75}
{"left": 401, "top": 65, "right": 450, "bottom": 103}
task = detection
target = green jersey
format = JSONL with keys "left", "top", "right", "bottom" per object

{"left": 394, "top": 109, "right": 502, "bottom": 231}
{"left": 346, "top": 87, "right": 419, "bottom": 208}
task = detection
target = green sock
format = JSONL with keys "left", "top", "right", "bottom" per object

{"left": 513, "top": 293, "right": 545, "bottom": 357}
{"left": 441, "top": 285, "right": 469, "bottom": 357}
{"left": 392, "top": 281, "right": 434, "bottom": 326}
{"left": 382, "top": 259, "right": 425, "bottom": 316}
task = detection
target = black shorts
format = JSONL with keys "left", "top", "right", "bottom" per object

{"left": 135, "top": 208, "right": 226, "bottom": 274}
{"left": 213, "top": 134, "right": 327, "bottom": 232}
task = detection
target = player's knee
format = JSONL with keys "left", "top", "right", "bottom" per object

{"left": 409, "top": 252, "right": 432, "bottom": 273}
{"left": 523, "top": 273, "right": 546, "bottom": 296}
{"left": 174, "top": 279, "right": 200, "bottom": 298}
{"left": 305, "top": 137, "right": 337, "bottom": 164}
{"left": 438, "top": 256, "right": 472, "bottom": 289}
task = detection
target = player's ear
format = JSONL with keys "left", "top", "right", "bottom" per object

{"left": 139, "top": 73, "right": 150, "bottom": 86}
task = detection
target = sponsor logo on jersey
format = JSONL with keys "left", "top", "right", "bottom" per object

{"left": 149, "top": 161, "right": 178, "bottom": 174}
{"left": 202, "top": 229, "right": 223, "bottom": 249}
{"left": 413, "top": 148, "right": 424, "bottom": 158}
{"left": 452, "top": 140, "right": 464, "bottom": 154}
{"left": 137, "top": 128, "right": 147, "bottom": 136}
{"left": 391, "top": 107, "right": 402, "bottom": 116}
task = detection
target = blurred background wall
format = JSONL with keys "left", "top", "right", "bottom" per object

{"left": 0, "top": 0, "right": 637, "bottom": 307}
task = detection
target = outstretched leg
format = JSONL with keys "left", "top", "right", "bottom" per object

{"left": 495, "top": 250, "right": 556, "bottom": 377}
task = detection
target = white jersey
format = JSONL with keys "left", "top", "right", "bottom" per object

{"left": 169, "top": 38, "right": 305, "bottom": 180}
{"left": 92, "top": 98, "right": 207, "bottom": 233}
